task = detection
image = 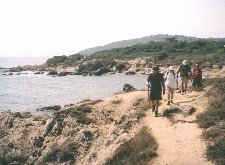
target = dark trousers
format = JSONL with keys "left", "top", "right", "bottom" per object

{"left": 192, "top": 78, "right": 202, "bottom": 88}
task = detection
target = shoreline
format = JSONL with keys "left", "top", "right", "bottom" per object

{"left": 0, "top": 90, "right": 152, "bottom": 164}
{"left": 0, "top": 79, "right": 218, "bottom": 164}
{"left": 1, "top": 64, "right": 225, "bottom": 78}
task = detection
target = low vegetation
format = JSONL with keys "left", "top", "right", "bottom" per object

{"left": 106, "top": 126, "right": 158, "bottom": 165}
{"left": 197, "top": 77, "right": 225, "bottom": 165}
{"left": 46, "top": 54, "right": 83, "bottom": 67}
{"left": 45, "top": 39, "right": 225, "bottom": 69}
{"left": 88, "top": 39, "right": 225, "bottom": 66}
{"left": 111, "top": 99, "right": 122, "bottom": 104}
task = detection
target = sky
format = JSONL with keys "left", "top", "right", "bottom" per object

{"left": 0, "top": 0, "right": 225, "bottom": 58}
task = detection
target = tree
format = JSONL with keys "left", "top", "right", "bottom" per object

{"left": 165, "top": 37, "right": 178, "bottom": 43}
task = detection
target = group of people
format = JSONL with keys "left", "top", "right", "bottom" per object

{"left": 147, "top": 60, "right": 202, "bottom": 117}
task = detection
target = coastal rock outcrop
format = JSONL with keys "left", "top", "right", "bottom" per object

{"left": 76, "top": 59, "right": 116, "bottom": 76}
{"left": 0, "top": 91, "right": 150, "bottom": 165}
{"left": 37, "top": 105, "right": 61, "bottom": 111}
{"left": 46, "top": 54, "right": 83, "bottom": 68}
{"left": 123, "top": 83, "right": 136, "bottom": 92}
{"left": 9, "top": 66, "right": 23, "bottom": 72}
{"left": 47, "top": 70, "right": 58, "bottom": 76}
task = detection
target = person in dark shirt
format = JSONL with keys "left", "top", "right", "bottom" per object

{"left": 177, "top": 60, "right": 192, "bottom": 94}
{"left": 147, "top": 66, "right": 165, "bottom": 117}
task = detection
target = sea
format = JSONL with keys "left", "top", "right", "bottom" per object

{"left": 0, "top": 57, "right": 147, "bottom": 114}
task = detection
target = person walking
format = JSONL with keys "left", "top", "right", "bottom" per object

{"left": 147, "top": 66, "right": 165, "bottom": 117}
{"left": 177, "top": 60, "right": 192, "bottom": 94}
{"left": 192, "top": 63, "right": 202, "bottom": 89}
{"left": 165, "top": 66, "right": 178, "bottom": 105}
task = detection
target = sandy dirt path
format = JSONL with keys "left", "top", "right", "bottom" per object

{"left": 142, "top": 90, "right": 215, "bottom": 165}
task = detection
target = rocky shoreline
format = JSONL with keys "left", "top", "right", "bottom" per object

{"left": 0, "top": 55, "right": 159, "bottom": 76}
{"left": 0, "top": 90, "right": 154, "bottom": 165}
{"left": 1, "top": 55, "right": 224, "bottom": 78}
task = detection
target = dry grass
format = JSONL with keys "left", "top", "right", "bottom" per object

{"left": 78, "top": 98, "right": 91, "bottom": 103}
{"left": 196, "top": 77, "right": 225, "bottom": 164}
{"left": 88, "top": 99, "right": 103, "bottom": 105}
{"left": 162, "top": 107, "right": 182, "bottom": 123}
{"left": 78, "top": 99, "right": 103, "bottom": 105}
{"left": 106, "top": 126, "right": 158, "bottom": 165}
{"left": 111, "top": 99, "right": 122, "bottom": 104}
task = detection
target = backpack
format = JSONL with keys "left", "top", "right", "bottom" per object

{"left": 166, "top": 71, "right": 175, "bottom": 79}
{"left": 179, "top": 64, "right": 191, "bottom": 77}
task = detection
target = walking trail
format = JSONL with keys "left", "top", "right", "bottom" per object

{"left": 142, "top": 89, "right": 215, "bottom": 165}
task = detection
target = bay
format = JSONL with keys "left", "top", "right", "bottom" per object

{"left": 0, "top": 72, "right": 147, "bottom": 114}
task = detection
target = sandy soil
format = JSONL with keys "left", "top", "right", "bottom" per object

{"left": 89, "top": 87, "right": 215, "bottom": 165}
{"left": 142, "top": 89, "right": 215, "bottom": 165}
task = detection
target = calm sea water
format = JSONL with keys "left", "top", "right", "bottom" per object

{"left": 0, "top": 72, "right": 147, "bottom": 114}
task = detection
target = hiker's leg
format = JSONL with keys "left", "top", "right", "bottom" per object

{"left": 157, "top": 100, "right": 161, "bottom": 109}
{"left": 167, "top": 93, "right": 170, "bottom": 104}
{"left": 197, "top": 78, "right": 202, "bottom": 88}
{"left": 184, "top": 82, "right": 188, "bottom": 92}
{"left": 167, "top": 89, "right": 171, "bottom": 105}
{"left": 155, "top": 100, "right": 159, "bottom": 117}
{"left": 151, "top": 100, "right": 156, "bottom": 112}
{"left": 178, "top": 77, "right": 182, "bottom": 92}
{"left": 199, "top": 79, "right": 202, "bottom": 88}
{"left": 183, "top": 77, "right": 188, "bottom": 92}
{"left": 151, "top": 100, "right": 155, "bottom": 106}
{"left": 171, "top": 89, "right": 174, "bottom": 103}
{"left": 182, "top": 82, "right": 185, "bottom": 92}
{"left": 167, "top": 87, "right": 171, "bottom": 101}
{"left": 181, "top": 77, "right": 185, "bottom": 92}
{"left": 192, "top": 78, "right": 196, "bottom": 89}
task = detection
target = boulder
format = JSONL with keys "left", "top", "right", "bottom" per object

{"left": 58, "top": 72, "right": 71, "bottom": 76}
{"left": 125, "top": 71, "right": 136, "bottom": 75}
{"left": 113, "top": 63, "right": 126, "bottom": 71}
{"left": 47, "top": 70, "right": 58, "bottom": 76}
{"left": 94, "top": 68, "right": 111, "bottom": 76}
{"left": 123, "top": 83, "right": 136, "bottom": 92}
{"left": 9, "top": 66, "right": 23, "bottom": 72}
{"left": 34, "top": 71, "right": 44, "bottom": 74}
{"left": 76, "top": 59, "right": 116, "bottom": 76}
{"left": 37, "top": 105, "right": 61, "bottom": 111}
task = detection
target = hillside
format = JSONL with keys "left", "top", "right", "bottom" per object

{"left": 78, "top": 34, "right": 225, "bottom": 55}
{"left": 84, "top": 39, "right": 225, "bottom": 71}
{"left": 45, "top": 39, "right": 225, "bottom": 68}
{"left": 29, "top": 38, "right": 225, "bottom": 77}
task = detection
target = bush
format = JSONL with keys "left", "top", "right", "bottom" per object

{"left": 106, "top": 126, "right": 158, "bottom": 165}
{"left": 206, "top": 140, "right": 225, "bottom": 165}
{"left": 197, "top": 77, "right": 225, "bottom": 164}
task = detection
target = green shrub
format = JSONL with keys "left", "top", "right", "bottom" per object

{"left": 206, "top": 140, "right": 225, "bottom": 165}
{"left": 197, "top": 77, "right": 225, "bottom": 164}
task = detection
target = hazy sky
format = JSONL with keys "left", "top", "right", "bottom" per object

{"left": 0, "top": 0, "right": 225, "bottom": 57}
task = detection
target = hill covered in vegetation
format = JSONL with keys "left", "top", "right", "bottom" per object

{"left": 42, "top": 37, "right": 225, "bottom": 76}
{"left": 78, "top": 34, "right": 225, "bottom": 55}
{"left": 86, "top": 38, "right": 225, "bottom": 66}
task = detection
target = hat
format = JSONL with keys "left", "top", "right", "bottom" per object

{"left": 182, "top": 60, "right": 188, "bottom": 65}
{"left": 169, "top": 66, "right": 174, "bottom": 70}
{"left": 152, "top": 66, "right": 160, "bottom": 71}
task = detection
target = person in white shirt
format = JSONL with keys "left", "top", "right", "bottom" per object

{"left": 165, "top": 66, "right": 178, "bottom": 105}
